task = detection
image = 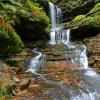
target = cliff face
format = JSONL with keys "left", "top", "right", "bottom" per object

{"left": 57, "top": 0, "right": 99, "bottom": 22}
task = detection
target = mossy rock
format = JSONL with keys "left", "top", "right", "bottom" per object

{"left": 72, "top": 15, "right": 86, "bottom": 22}
{"left": 66, "top": 3, "right": 100, "bottom": 29}
{"left": 65, "top": 3, "right": 100, "bottom": 40}
{"left": 0, "top": 0, "right": 50, "bottom": 41}
{"left": 0, "top": 19, "right": 24, "bottom": 58}
{"left": 57, "top": 0, "right": 99, "bottom": 22}
{"left": 88, "top": 3, "right": 100, "bottom": 15}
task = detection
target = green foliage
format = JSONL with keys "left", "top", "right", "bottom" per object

{"left": 0, "top": 0, "right": 50, "bottom": 58}
{"left": 68, "top": 3, "right": 100, "bottom": 28}
{"left": 49, "top": 0, "right": 58, "bottom": 3}
{"left": 27, "top": 0, "right": 49, "bottom": 24}
{"left": 0, "top": 19, "right": 24, "bottom": 58}
{"left": 5, "top": 59, "right": 19, "bottom": 67}
{"left": 88, "top": 3, "right": 100, "bottom": 15}
{"left": 0, "top": 0, "right": 49, "bottom": 30}
{"left": 0, "top": 82, "right": 12, "bottom": 97}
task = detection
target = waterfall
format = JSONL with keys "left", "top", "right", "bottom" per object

{"left": 26, "top": 49, "right": 44, "bottom": 73}
{"left": 25, "top": 2, "right": 100, "bottom": 100}
{"left": 49, "top": 2, "right": 57, "bottom": 29}
{"left": 62, "top": 29, "right": 70, "bottom": 44}
{"left": 71, "top": 45, "right": 89, "bottom": 69}
{"left": 49, "top": 2, "right": 71, "bottom": 45}
{"left": 48, "top": 2, "right": 100, "bottom": 100}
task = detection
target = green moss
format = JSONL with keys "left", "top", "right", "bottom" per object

{"left": 0, "top": 19, "right": 24, "bottom": 58}
{"left": 73, "top": 15, "right": 86, "bottom": 21}
{"left": 80, "top": 15, "right": 100, "bottom": 27}
{"left": 88, "top": 3, "right": 100, "bottom": 15}
{"left": 0, "top": 0, "right": 49, "bottom": 28}
{"left": 67, "top": 3, "right": 100, "bottom": 28}
{"left": 26, "top": 0, "right": 49, "bottom": 25}
{"left": 0, "top": 0, "right": 50, "bottom": 58}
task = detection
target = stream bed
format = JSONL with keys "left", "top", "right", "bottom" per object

{"left": 26, "top": 43, "right": 100, "bottom": 100}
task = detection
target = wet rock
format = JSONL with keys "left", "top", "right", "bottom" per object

{"left": 20, "top": 78, "right": 31, "bottom": 90}
{"left": 0, "top": 75, "right": 15, "bottom": 87}
{"left": 57, "top": 0, "right": 98, "bottom": 22}
{"left": 13, "top": 77, "right": 20, "bottom": 83}
{"left": 28, "top": 84, "right": 42, "bottom": 97}
{"left": 84, "top": 34, "right": 100, "bottom": 73}
{"left": 95, "top": 56, "right": 100, "bottom": 61}
{"left": 3, "top": 67, "right": 12, "bottom": 74}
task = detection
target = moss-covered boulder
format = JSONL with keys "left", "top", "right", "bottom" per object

{"left": 0, "top": 0, "right": 50, "bottom": 58}
{"left": 65, "top": 3, "right": 100, "bottom": 40}
{"left": 0, "top": 18, "right": 24, "bottom": 58}
{"left": 0, "top": 0, "right": 50, "bottom": 41}
{"left": 14, "top": 0, "right": 50, "bottom": 40}
{"left": 57, "top": 0, "right": 99, "bottom": 22}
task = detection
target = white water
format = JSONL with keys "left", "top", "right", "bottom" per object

{"left": 63, "top": 29, "right": 70, "bottom": 44}
{"left": 79, "top": 45, "right": 88, "bottom": 69}
{"left": 49, "top": 2, "right": 71, "bottom": 45}
{"left": 85, "top": 69, "right": 98, "bottom": 77}
{"left": 71, "top": 45, "right": 88, "bottom": 69}
{"left": 49, "top": 31, "right": 56, "bottom": 45}
{"left": 26, "top": 49, "right": 44, "bottom": 73}
{"left": 49, "top": 2, "right": 56, "bottom": 29}
{"left": 71, "top": 90, "right": 96, "bottom": 100}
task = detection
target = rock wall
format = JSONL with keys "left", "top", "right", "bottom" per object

{"left": 84, "top": 34, "right": 100, "bottom": 73}
{"left": 57, "top": 0, "right": 99, "bottom": 22}
{"left": 65, "top": 3, "right": 100, "bottom": 40}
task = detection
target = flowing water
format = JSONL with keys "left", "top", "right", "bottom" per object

{"left": 26, "top": 48, "right": 45, "bottom": 73}
{"left": 27, "top": 2, "right": 100, "bottom": 100}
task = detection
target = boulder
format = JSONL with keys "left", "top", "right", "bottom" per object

{"left": 0, "top": 0, "right": 50, "bottom": 45}
{"left": 20, "top": 78, "right": 31, "bottom": 90}
{"left": 0, "top": 19, "right": 24, "bottom": 58}
{"left": 64, "top": 3, "right": 100, "bottom": 40}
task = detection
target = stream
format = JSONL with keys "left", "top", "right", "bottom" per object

{"left": 26, "top": 2, "right": 100, "bottom": 100}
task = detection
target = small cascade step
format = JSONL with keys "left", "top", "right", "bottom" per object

{"left": 42, "top": 44, "right": 75, "bottom": 61}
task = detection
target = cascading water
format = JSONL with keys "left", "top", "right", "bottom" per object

{"left": 26, "top": 48, "right": 44, "bottom": 73}
{"left": 49, "top": 2, "right": 57, "bottom": 29}
{"left": 26, "top": 2, "right": 100, "bottom": 100}
{"left": 49, "top": 2, "right": 100, "bottom": 100}
{"left": 49, "top": 2, "right": 70, "bottom": 45}
{"left": 71, "top": 44, "right": 89, "bottom": 69}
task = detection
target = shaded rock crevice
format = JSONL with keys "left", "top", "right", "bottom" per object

{"left": 13, "top": 17, "right": 49, "bottom": 41}
{"left": 71, "top": 25, "right": 100, "bottom": 40}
